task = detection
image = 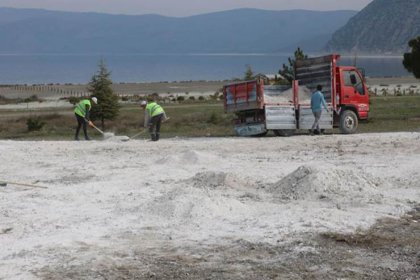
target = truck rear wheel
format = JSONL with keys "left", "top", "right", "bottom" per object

{"left": 273, "top": 129, "right": 295, "bottom": 137}
{"left": 339, "top": 110, "right": 358, "bottom": 134}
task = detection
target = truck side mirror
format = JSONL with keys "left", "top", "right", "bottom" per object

{"left": 350, "top": 74, "right": 357, "bottom": 85}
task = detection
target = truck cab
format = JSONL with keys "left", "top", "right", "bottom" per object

{"left": 337, "top": 66, "right": 369, "bottom": 116}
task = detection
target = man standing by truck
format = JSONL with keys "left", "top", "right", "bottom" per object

{"left": 310, "top": 85, "right": 328, "bottom": 135}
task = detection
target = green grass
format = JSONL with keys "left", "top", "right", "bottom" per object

{"left": 0, "top": 101, "right": 235, "bottom": 140}
{"left": 1, "top": 96, "right": 420, "bottom": 140}
{"left": 358, "top": 96, "right": 420, "bottom": 133}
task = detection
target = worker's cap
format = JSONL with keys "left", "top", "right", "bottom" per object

{"left": 91, "top": 97, "right": 98, "bottom": 104}
{"left": 140, "top": 100, "right": 147, "bottom": 106}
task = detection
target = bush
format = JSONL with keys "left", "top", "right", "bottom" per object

{"left": 0, "top": 95, "right": 9, "bottom": 104}
{"left": 26, "top": 117, "right": 45, "bottom": 132}
{"left": 210, "top": 92, "right": 220, "bottom": 100}
{"left": 68, "top": 96, "right": 80, "bottom": 105}
{"left": 177, "top": 96, "right": 185, "bottom": 102}
{"left": 208, "top": 112, "right": 220, "bottom": 124}
{"left": 147, "top": 92, "right": 160, "bottom": 101}
{"left": 23, "top": 95, "right": 41, "bottom": 103}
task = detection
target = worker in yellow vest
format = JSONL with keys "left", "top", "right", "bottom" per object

{"left": 74, "top": 97, "right": 97, "bottom": 140}
{"left": 140, "top": 100, "right": 166, "bottom": 141}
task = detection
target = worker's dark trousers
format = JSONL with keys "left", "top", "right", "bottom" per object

{"left": 75, "top": 113, "right": 89, "bottom": 140}
{"left": 311, "top": 111, "right": 322, "bottom": 134}
{"left": 149, "top": 113, "right": 163, "bottom": 141}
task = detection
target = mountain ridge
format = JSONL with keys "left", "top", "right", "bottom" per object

{"left": 326, "top": 0, "right": 420, "bottom": 54}
{"left": 0, "top": 7, "right": 356, "bottom": 54}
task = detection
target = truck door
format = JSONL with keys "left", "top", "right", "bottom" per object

{"left": 341, "top": 69, "right": 368, "bottom": 106}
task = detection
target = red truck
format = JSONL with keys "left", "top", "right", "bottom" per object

{"left": 223, "top": 54, "right": 369, "bottom": 136}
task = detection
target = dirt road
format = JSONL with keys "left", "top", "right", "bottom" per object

{"left": 0, "top": 133, "right": 419, "bottom": 279}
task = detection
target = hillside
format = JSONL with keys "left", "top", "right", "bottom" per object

{"left": 0, "top": 7, "right": 356, "bottom": 54}
{"left": 326, "top": 0, "right": 420, "bottom": 54}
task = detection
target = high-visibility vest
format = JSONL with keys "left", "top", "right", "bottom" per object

{"left": 146, "top": 102, "right": 164, "bottom": 117}
{"left": 74, "top": 99, "right": 91, "bottom": 118}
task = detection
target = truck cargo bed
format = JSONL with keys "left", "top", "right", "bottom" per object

{"left": 224, "top": 81, "right": 294, "bottom": 113}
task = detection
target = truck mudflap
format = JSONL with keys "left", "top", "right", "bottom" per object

{"left": 298, "top": 105, "right": 333, "bottom": 130}
{"left": 234, "top": 123, "right": 266, "bottom": 136}
{"left": 265, "top": 105, "right": 297, "bottom": 130}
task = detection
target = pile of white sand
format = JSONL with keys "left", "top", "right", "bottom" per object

{"left": 183, "top": 171, "right": 253, "bottom": 190}
{"left": 263, "top": 85, "right": 313, "bottom": 104}
{"left": 268, "top": 165, "right": 384, "bottom": 203}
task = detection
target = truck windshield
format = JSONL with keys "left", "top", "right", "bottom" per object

{"left": 344, "top": 70, "right": 365, "bottom": 95}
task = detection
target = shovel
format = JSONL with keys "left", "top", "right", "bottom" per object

{"left": 87, "top": 121, "right": 116, "bottom": 139}
{"left": 129, "top": 129, "right": 147, "bottom": 139}
{"left": 121, "top": 129, "right": 147, "bottom": 142}
{"left": 89, "top": 122, "right": 104, "bottom": 135}
{"left": 0, "top": 180, "right": 48, "bottom": 189}
{"left": 121, "top": 115, "right": 170, "bottom": 142}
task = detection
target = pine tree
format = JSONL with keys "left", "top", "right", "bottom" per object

{"left": 403, "top": 37, "right": 420, "bottom": 79}
{"left": 88, "top": 59, "right": 120, "bottom": 129}
{"left": 279, "top": 47, "right": 307, "bottom": 84}
{"left": 244, "top": 64, "right": 254, "bottom": 81}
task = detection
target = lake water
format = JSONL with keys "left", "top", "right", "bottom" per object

{"left": 0, "top": 53, "right": 409, "bottom": 84}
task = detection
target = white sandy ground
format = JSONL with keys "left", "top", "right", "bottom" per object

{"left": 0, "top": 132, "right": 419, "bottom": 279}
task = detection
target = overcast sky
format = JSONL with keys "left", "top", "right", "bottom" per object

{"left": 0, "top": 0, "right": 374, "bottom": 17}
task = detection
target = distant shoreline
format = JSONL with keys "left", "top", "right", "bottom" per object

{"left": 1, "top": 77, "right": 419, "bottom": 102}
{"left": 0, "top": 75, "right": 416, "bottom": 87}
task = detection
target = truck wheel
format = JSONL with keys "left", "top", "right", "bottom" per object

{"left": 273, "top": 129, "right": 295, "bottom": 137}
{"left": 339, "top": 110, "right": 358, "bottom": 134}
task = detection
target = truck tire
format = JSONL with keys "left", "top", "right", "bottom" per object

{"left": 273, "top": 129, "right": 295, "bottom": 137}
{"left": 339, "top": 110, "right": 358, "bottom": 134}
